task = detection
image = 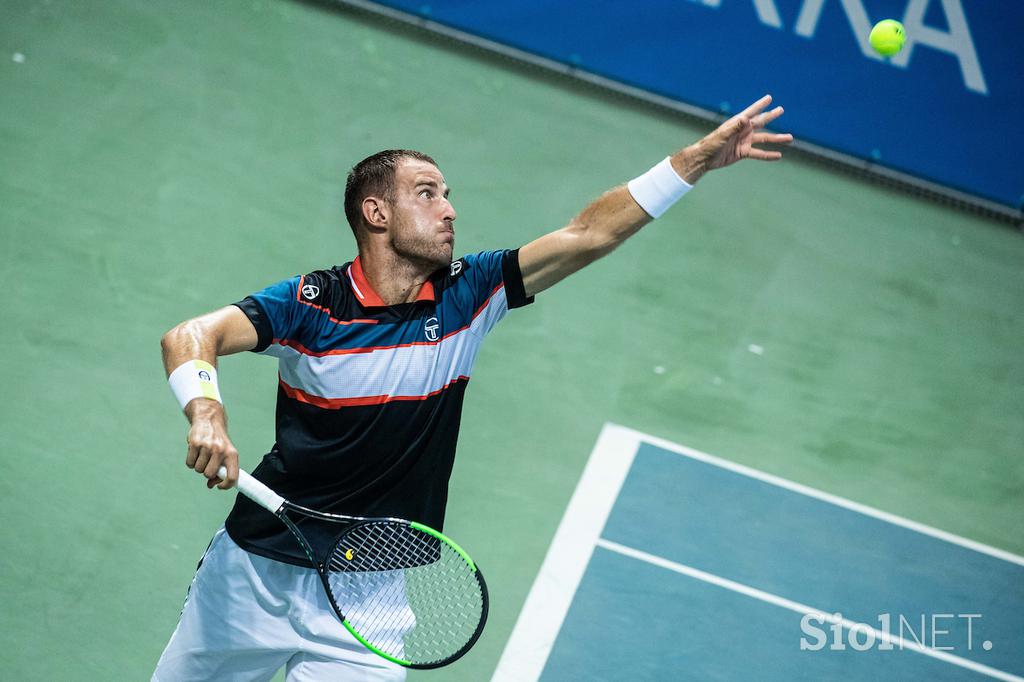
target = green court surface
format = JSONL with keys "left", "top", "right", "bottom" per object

{"left": 1, "top": 1, "right": 1021, "bottom": 680}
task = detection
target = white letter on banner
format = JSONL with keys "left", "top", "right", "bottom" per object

{"left": 691, "top": 0, "right": 784, "bottom": 29}
{"left": 795, "top": 0, "right": 883, "bottom": 61}
{"left": 895, "top": 0, "right": 988, "bottom": 95}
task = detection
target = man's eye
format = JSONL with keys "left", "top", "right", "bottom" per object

{"left": 420, "top": 190, "right": 433, "bottom": 198}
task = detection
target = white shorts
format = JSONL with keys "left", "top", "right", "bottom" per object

{"left": 153, "top": 528, "right": 407, "bottom": 682}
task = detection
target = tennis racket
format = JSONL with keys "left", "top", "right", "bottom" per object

{"left": 214, "top": 465, "right": 488, "bottom": 669}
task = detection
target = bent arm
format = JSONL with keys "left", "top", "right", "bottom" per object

{"left": 161, "top": 305, "right": 258, "bottom": 374}
{"left": 519, "top": 94, "right": 792, "bottom": 298}
{"left": 161, "top": 305, "right": 258, "bottom": 489}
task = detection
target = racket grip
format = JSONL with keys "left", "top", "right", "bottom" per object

{"left": 217, "top": 466, "right": 285, "bottom": 513}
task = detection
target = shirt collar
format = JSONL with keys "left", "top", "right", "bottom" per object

{"left": 347, "top": 256, "right": 437, "bottom": 308}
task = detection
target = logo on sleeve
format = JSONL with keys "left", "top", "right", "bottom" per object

{"left": 424, "top": 316, "right": 440, "bottom": 342}
{"left": 301, "top": 284, "right": 320, "bottom": 300}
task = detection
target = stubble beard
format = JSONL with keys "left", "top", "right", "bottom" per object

{"left": 391, "top": 221, "right": 453, "bottom": 271}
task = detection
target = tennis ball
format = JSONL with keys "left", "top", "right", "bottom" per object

{"left": 869, "top": 19, "right": 906, "bottom": 57}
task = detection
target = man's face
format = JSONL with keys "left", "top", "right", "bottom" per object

{"left": 388, "top": 158, "right": 456, "bottom": 269}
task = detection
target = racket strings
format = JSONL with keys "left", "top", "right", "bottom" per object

{"left": 325, "top": 521, "right": 485, "bottom": 665}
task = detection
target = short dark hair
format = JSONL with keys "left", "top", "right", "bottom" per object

{"left": 343, "top": 149, "right": 438, "bottom": 237}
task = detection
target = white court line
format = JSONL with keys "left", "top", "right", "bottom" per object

{"left": 598, "top": 539, "right": 1024, "bottom": 682}
{"left": 492, "top": 423, "right": 1024, "bottom": 682}
{"left": 491, "top": 423, "right": 638, "bottom": 682}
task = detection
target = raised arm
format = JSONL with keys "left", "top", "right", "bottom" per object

{"left": 161, "top": 305, "right": 258, "bottom": 489}
{"left": 519, "top": 95, "right": 792, "bottom": 297}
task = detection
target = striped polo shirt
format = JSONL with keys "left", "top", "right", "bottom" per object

{"left": 224, "top": 249, "right": 532, "bottom": 567}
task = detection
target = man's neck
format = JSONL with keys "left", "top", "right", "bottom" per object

{"left": 357, "top": 249, "right": 435, "bottom": 305}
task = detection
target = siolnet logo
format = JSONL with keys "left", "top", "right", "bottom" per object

{"left": 301, "top": 283, "right": 319, "bottom": 300}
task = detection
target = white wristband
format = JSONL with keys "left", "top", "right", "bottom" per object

{"left": 168, "top": 359, "right": 222, "bottom": 410}
{"left": 627, "top": 157, "right": 693, "bottom": 219}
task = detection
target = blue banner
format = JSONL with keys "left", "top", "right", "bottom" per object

{"left": 368, "top": 0, "right": 1022, "bottom": 210}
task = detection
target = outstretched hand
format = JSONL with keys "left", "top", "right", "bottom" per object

{"left": 673, "top": 95, "right": 793, "bottom": 182}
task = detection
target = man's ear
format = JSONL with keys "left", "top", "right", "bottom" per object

{"left": 362, "top": 196, "right": 389, "bottom": 229}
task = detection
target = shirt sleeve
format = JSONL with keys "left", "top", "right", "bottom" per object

{"left": 232, "top": 275, "right": 303, "bottom": 353}
{"left": 500, "top": 249, "right": 534, "bottom": 310}
{"left": 457, "top": 249, "right": 534, "bottom": 338}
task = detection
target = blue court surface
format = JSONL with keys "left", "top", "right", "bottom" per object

{"left": 492, "top": 425, "right": 1024, "bottom": 682}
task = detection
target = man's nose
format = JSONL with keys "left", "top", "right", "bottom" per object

{"left": 442, "top": 197, "right": 456, "bottom": 222}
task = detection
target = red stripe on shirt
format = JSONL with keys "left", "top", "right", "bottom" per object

{"left": 278, "top": 375, "right": 470, "bottom": 408}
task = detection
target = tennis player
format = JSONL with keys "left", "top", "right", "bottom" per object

{"left": 154, "top": 96, "right": 791, "bottom": 680}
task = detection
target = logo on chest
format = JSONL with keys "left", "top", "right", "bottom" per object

{"left": 424, "top": 316, "right": 440, "bottom": 342}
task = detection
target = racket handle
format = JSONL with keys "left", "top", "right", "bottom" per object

{"left": 217, "top": 466, "right": 285, "bottom": 514}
